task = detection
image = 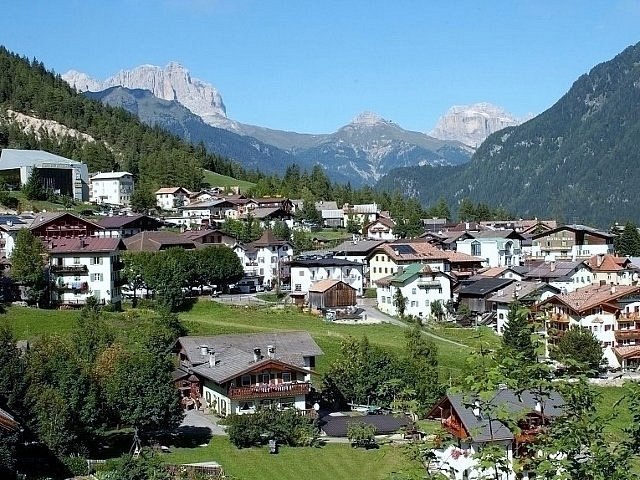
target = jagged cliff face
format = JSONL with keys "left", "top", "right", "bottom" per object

{"left": 63, "top": 63, "right": 228, "bottom": 123}
{"left": 429, "top": 102, "right": 528, "bottom": 147}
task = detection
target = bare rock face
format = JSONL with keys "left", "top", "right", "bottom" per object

{"left": 62, "top": 63, "right": 227, "bottom": 121}
{"left": 429, "top": 102, "right": 529, "bottom": 147}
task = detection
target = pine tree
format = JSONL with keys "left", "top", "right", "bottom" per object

{"left": 615, "top": 221, "right": 640, "bottom": 256}
{"left": 501, "top": 303, "right": 536, "bottom": 364}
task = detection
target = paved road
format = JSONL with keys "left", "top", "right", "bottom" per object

{"left": 358, "top": 298, "right": 467, "bottom": 348}
{"left": 179, "top": 409, "right": 226, "bottom": 436}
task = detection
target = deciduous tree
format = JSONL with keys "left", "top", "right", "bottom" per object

{"left": 9, "top": 229, "right": 47, "bottom": 306}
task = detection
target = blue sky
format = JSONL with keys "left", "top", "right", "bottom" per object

{"left": 2, "top": 0, "right": 639, "bottom": 133}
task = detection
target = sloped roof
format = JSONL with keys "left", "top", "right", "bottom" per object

{"left": 177, "top": 332, "right": 323, "bottom": 384}
{"left": 467, "top": 230, "right": 524, "bottom": 240}
{"left": 523, "top": 261, "right": 585, "bottom": 280}
{"left": 244, "top": 207, "right": 290, "bottom": 219}
{"left": 366, "top": 216, "right": 395, "bottom": 230}
{"left": 47, "top": 237, "right": 124, "bottom": 254}
{"left": 532, "top": 224, "right": 613, "bottom": 240}
{"left": 155, "top": 187, "right": 191, "bottom": 195}
{"left": 97, "top": 214, "right": 162, "bottom": 229}
{"left": 309, "top": 279, "right": 355, "bottom": 293}
{"left": 248, "top": 230, "right": 290, "bottom": 247}
{"left": 0, "top": 148, "right": 82, "bottom": 167}
{"left": 182, "top": 229, "right": 235, "bottom": 241}
{"left": 0, "top": 407, "right": 19, "bottom": 432}
{"left": 333, "top": 239, "right": 386, "bottom": 255}
{"left": 28, "top": 212, "right": 103, "bottom": 231}
{"left": 584, "top": 254, "right": 632, "bottom": 272}
{"left": 476, "top": 267, "right": 508, "bottom": 278}
{"left": 487, "top": 281, "right": 560, "bottom": 304}
{"left": 457, "top": 278, "right": 515, "bottom": 296}
{"left": 315, "top": 201, "right": 338, "bottom": 211}
{"left": 543, "top": 284, "right": 640, "bottom": 315}
{"left": 124, "top": 230, "right": 196, "bottom": 251}
{"left": 91, "top": 171, "right": 132, "bottom": 180}
{"left": 427, "top": 389, "right": 564, "bottom": 443}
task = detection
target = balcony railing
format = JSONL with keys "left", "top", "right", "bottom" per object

{"left": 56, "top": 281, "right": 89, "bottom": 292}
{"left": 51, "top": 265, "right": 88, "bottom": 274}
{"left": 549, "top": 313, "right": 571, "bottom": 323}
{"left": 615, "top": 329, "right": 640, "bottom": 340}
{"left": 621, "top": 313, "right": 640, "bottom": 321}
{"left": 228, "top": 382, "right": 311, "bottom": 400}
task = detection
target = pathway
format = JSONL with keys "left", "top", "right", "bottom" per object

{"left": 358, "top": 298, "right": 467, "bottom": 348}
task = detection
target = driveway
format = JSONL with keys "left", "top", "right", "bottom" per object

{"left": 179, "top": 409, "right": 226, "bottom": 436}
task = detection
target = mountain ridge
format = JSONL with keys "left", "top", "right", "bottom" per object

{"left": 378, "top": 41, "right": 640, "bottom": 227}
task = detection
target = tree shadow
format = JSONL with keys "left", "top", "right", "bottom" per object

{"left": 153, "top": 426, "right": 213, "bottom": 449}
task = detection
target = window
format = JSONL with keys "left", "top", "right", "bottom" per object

{"left": 299, "top": 271, "right": 305, "bottom": 276}
{"left": 295, "top": 284, "right": 301, "bottom": 292}
{"left": 411, "top": 288, "right": 416, "bottom": 295}
{"left": 385, "top": 268, "right": 388, "bottom": 274}
{"left": 259, "top": 373, "right": 270, "bottom": 384}
{"left": 410, "top": 301, "right": 417, "bottom": 307}
{"left": 373, "top": 267, "right": 377, "bottom": 273}
{"left": 259, "top": 268, "right": 264, "bottom": 275}
{"left": 90, "top": 273, "right": 104, "bottom": 282}
{"left": 471, "top": 241, "right": 481, "bottom": 256}
{"left": 90, "top": 257, "right": 103, "bottom": 265}
{"left": 73, "top": 257, "right": 80, "bottom": 265}
{"left": 282, "top": 372, "right": 292, "bottom": 383}
{"left": 259, "top": 257, "right": 265, "bottom": 264}
{"left": 241, "top": 375, "right": 251, "bottom": 386}
{"left": 425, "top": 300, "right": 430, "bottom": 306}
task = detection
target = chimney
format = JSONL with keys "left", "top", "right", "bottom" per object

{"left": 550, "top": 261, "right": 556, "bottom": 272}
{"left": 611, "top": 285, "right": 616, "bottom": 295}
{"left": 535, "top": 401, "right": 542, "bottom": 413}
{"left": 253, "top": 347, "right": 262, "bottom": 362}
{"left": 267, "top": 345, "right": 275, "bottom": 359}
{"left": 472, "top": 400, "right": 481, "bottom": 419}
{"left": 397, "top": 266, "right": 404, "bottom": 275}
{"left": 208, "top": 351, "right": 216, "bottom": 368}
{"left": 394, "top": 249, "right": 400, "bottom": 256}
{"left": 199, "top": 345, "right": 208, "bottom": 356}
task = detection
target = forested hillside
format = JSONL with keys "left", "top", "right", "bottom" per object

{"left": 0, "top": 47, "right": 257, "bottom": 191}
{"left": 379, "top": 41, "right": 640, "bottom": 227}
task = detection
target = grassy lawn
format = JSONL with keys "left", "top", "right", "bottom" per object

{"left": 311, "top": 229, "right": 352, "bottom": 241}
{"left": 425, "top": 325, "right": 501, "bottom": 351}
{"left": 3, "top": 305, "right": 79, "bottom": 339}
{"left": 165, "top": 436, "right": 420, "bottom": 480}
{"left": 202, "top": 170, "right": 255, "bottom": 193}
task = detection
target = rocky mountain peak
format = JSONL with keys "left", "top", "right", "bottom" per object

{"left": 62, "top": 63, "right": 227, "bottom": 120}
{"left": 351, "top": 111, "right": 388, "bottom": 126}
{"left": 429, "top": 102, "right": 526, "bottom": 147}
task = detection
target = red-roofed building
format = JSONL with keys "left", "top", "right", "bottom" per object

{"left": 584, "top": 254, "right": 639, "bottom": 286}
{"left": 47, "top": 236, "right": 126, "bottom": 307}
{"left": 541, "top": 284, "right": 640, "bottom": 369}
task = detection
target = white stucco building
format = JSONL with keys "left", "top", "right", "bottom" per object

{"left": 233, "top": 231, "right": 293, "bottom": 289}
{"left": 155, "top": 187, "right": 192, "bottom": 211}
{"left": 375, "top": 263, "right": 452, "bottom": 320}
{"left": 47, "top": 237, "right": 126, "bottom": 307}
{"left": 456, "top": 231, "right": 524, "bottom": 268}
{"left": 90, "top": 171, "right": 134, "bottom": 205}
{"left": 289, "top": 257, "right": 364, "bottom": 296}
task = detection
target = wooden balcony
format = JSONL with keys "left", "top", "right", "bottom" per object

{"left": 441, "top": 415, "right": 467, "bottom": 439}
{"left": 620, "top": 313, "right": 640, "bottom": 321}
{"left": 549, "top": 313, "right": 570, "bottom": 323}
{"left": 615, "top": 329, "right": 640, "bottom": 340}
{"left": 228, "top": 382, "right": 311, "bottom": 400}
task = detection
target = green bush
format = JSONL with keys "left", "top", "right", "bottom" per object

{"left": 225, "top": 408, "right": 315, "bottom": 449}
{"left": 63, "top": 455, "right": 88, "bottom": 476}
{"left": 347, "top": 422, "right": 377, "bottom": 448}
{"left": 363, "top": 288, "right": 377, "bottom": 299}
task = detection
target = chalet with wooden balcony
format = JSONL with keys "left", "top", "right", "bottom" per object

{"left": 366, "top": 240, "right": 483, "bottom": 284}
{"left": 233, "top": 230, "right": 293, "bottom": 289}
{"left": 540, "top": 284, "right": 640, "bottom": 369}
{"left": 95, "top": 214, "right": 163, "bottom": 239}
{"left": 29, "top": 212, "right": 103, "bottom": 240}
{"left": 173, "top": 332, "right": 323, "bottom": 416}
{"left": 531, "top": 224, "right": 614, "bottom": 261}
{"left": 425, "top": 388, "right": 564, "bottom": 480}
{"left": 182, "top": 228, "right": 237, "bottom": 248}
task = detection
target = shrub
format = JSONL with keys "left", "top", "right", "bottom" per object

{"left": 225, "top": 408, "right": 315, "bottom": 449}
{"left": 347, "top": 422, "right": 377, "bottom": 448}
{"left": 63, "top": 455, "right": 88, "bottom": 476}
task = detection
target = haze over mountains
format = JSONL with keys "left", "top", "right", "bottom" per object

{"left": 62, "top": 64, "right": 521, "bottom": 185}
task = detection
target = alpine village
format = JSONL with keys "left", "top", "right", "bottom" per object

{"left": 6, "top": 39, "right": 640, "bottom": 480}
